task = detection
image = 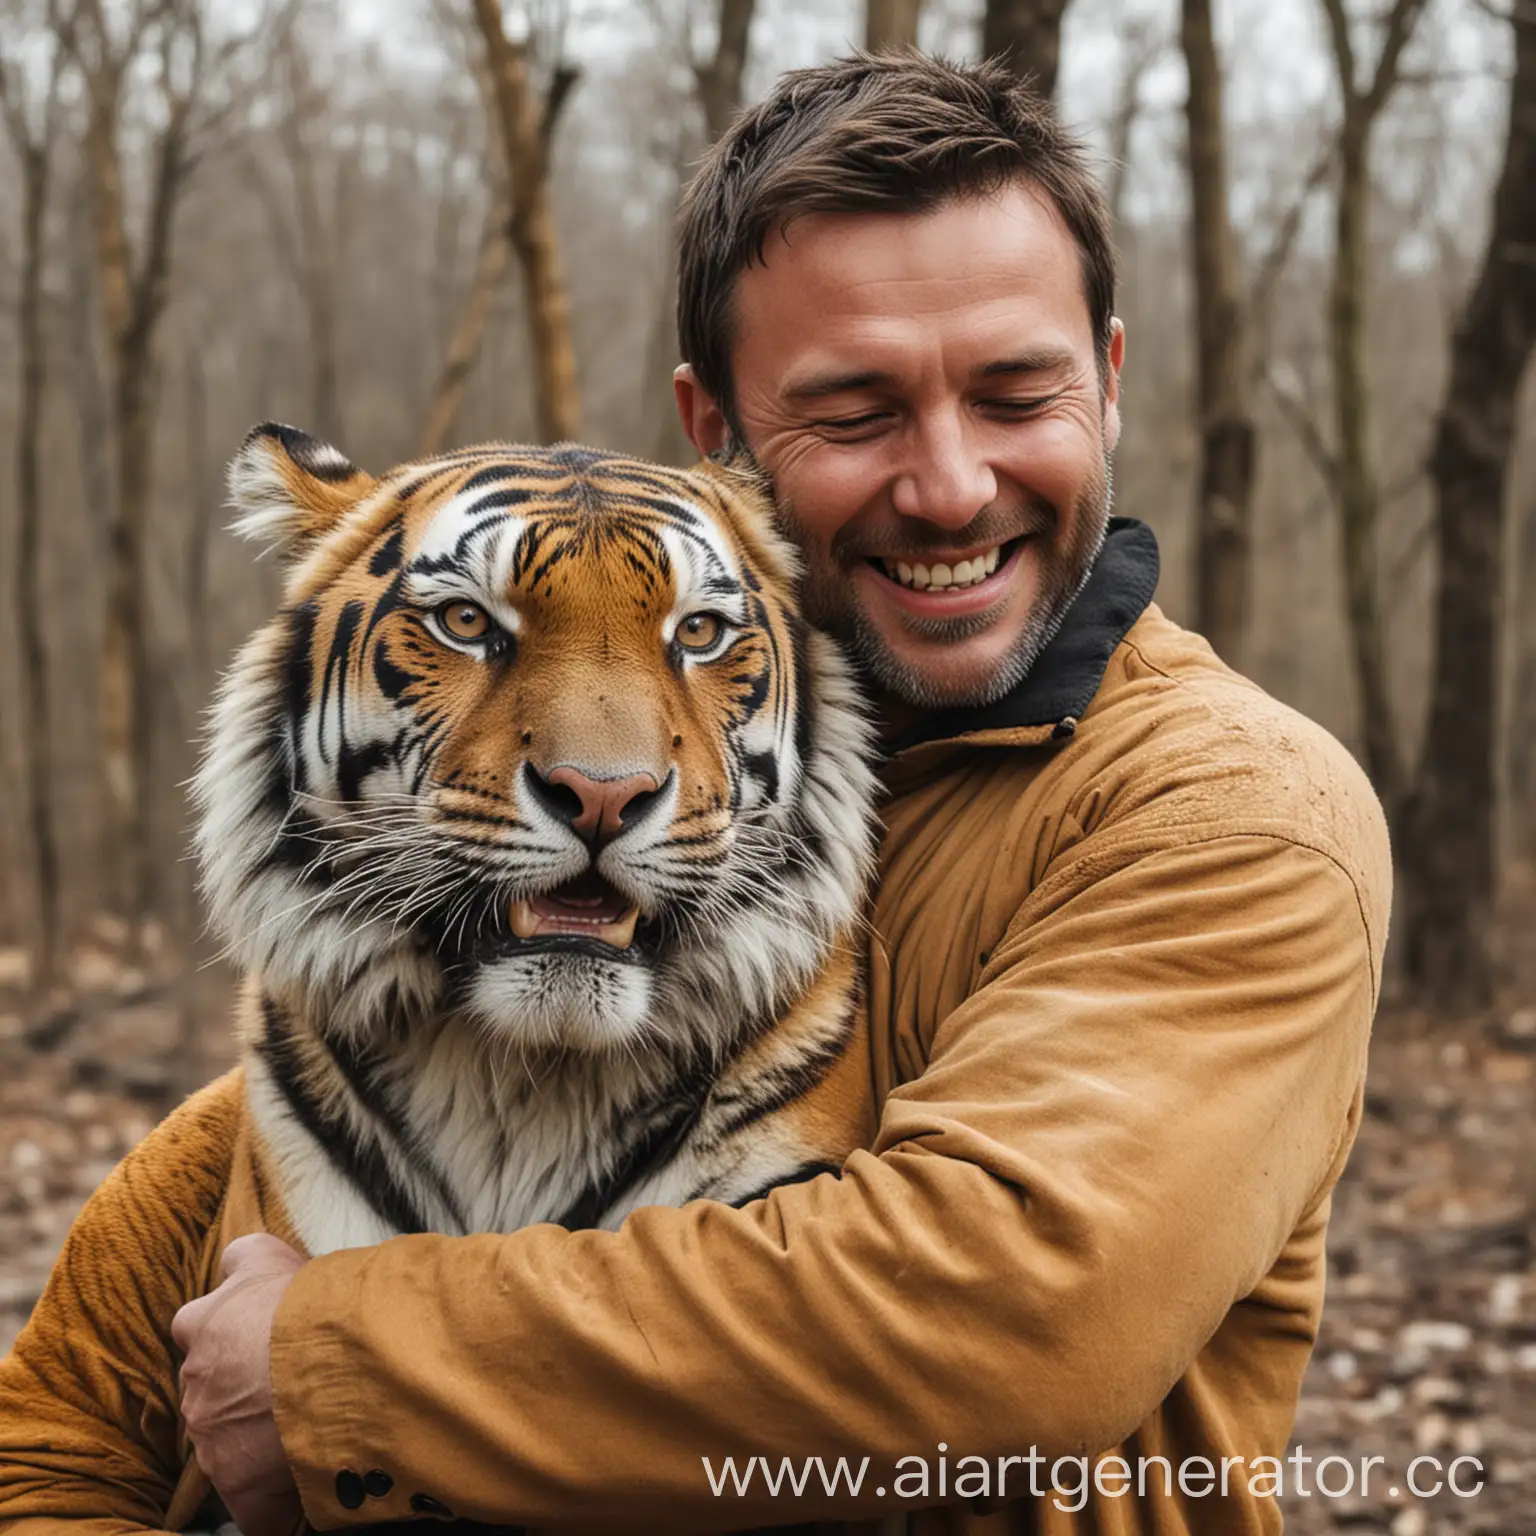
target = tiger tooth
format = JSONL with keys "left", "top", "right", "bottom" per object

{"left": 510, "top": 897, "right": 639, "bottom": 948}
{"left": 603, "top": 908, "right": 640, "bottom": 949}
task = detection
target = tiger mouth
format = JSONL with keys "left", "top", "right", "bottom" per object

{"left": 509, "top": 870, "right": 641, "bottom": 950}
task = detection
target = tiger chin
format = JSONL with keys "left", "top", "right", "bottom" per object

{"left": 193, "top": 424, "right": 880, "bottom": 1259}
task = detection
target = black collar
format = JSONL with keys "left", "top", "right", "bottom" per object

{"left": 888, "top": 517, "right": 1160, "bottom": 753}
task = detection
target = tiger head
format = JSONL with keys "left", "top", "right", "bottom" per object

{"left": 195, "top": 426, "right": 876, "bottom": 1058}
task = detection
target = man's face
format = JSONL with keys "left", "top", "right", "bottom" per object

{"left": 675, "top": 182, "right": 1125, "bottom": 711}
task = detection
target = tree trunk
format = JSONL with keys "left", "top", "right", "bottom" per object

{"left": 1403, "top": 9, "right": 1536, "bottom": 1011}
{"left": 471, "top": 0, "right": 581, "bottom": 444}
{"left": 1311, "top": 0, "right": 1427, "bottom": 825}
{"left": 865, "top": 0, "right": 923, "bottom": 50}
{"left": 1181, "top": 0, "right": 1255, "bottom": 669}
{"left": 83, "top": 85, "right": 140, "bottom": 918}
{"left": 1516, "top": 493, "right": 1536, "bottom": 847}
{"left": 983, "top": 0, "right": 1070, "bottom": 99}
{"left": 699, "top": 0, "right": 756, "bottom": 140}
{"left": 13, "top": 135, "right": 61, "bottom": 986}
{"left": 418, "top": 195, "right": 512, "bottom": 455}
{"left": 79, "top": 28, "right": 191, "bottom": 929}
{"left": 642, "top": 0, "right": 760, "bottom": 465}
{"left": 66, "top": 169, "right": 114, "bottom": 552}
{"left": 1330, "top": 113, "right": 1407, "bottom": 819}
{"left": 106, "top": 353, "right": 161, "bottom": 925}
{"left": 282, "top": 70, "right": 345, "bottom": 442}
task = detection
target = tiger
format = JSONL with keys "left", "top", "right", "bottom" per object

{"left": 199, "top": 424, "right": 879, "bottom": 1251}
{"left": 0, "top": 424, "right": 879, "bottom": 1533}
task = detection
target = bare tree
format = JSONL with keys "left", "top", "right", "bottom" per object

{"left": 1403, "top": 0, "right": 1536, "bottom": 1010}
{"left": 983, "top": 0, "right": 1072, "bottom": 98}
{"left": 866, "top": 0, "right": 924, "bottom": 49}
{"left": 470, "top": 0, "right": 582, "bottom": 443}
{"left": 421, "top": 3, "right": 580, "bottom": 454}
{"left": 62, "top": 163, "right": 113, "bottom": 550}
{"left": 1105, "top": 12, "right": 1164, "bottom": 229}
{"left": 62, "top": 0, "right": 271, "bottom": 925}
{"left": 633, "top": 0, "right": 759, "bottom": 465}
{"left": 0, "top": 0, "right": 67, "bottom": 984}
{"left": 1310, "top": 0, "right": 1430, "bottom": 819}
{"left": 1181, "top": 0, "right": 1255, "bottom": 668}
{"left": 699, "top": 0, "right": 756, "bottom": 139}
{"left": 246, "top": 8, "right": 348, "bottom": 442}
{"left": 419, "top": 196, "right": 513, "bottom": 455}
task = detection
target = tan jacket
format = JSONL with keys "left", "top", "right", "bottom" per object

{"left": 0, "top": 520, "right": 1392, "bottom": 1534}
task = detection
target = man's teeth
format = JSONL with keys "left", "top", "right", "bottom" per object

{"left": 882, "top": 545, "right": 1002, "bottom": 591}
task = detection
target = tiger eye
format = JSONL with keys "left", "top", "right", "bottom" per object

{"left": 677, "top": 613, "right": 722, "bottom": 651}
{"left": 440, "top": 600, "right": 491, "bottom": 641}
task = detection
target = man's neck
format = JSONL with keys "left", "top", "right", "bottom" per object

{"left": 870, "top": 690, "right": 923, "bottom": 744}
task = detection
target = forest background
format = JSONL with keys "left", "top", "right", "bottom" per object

{"left": 0, "top": 1, "right": 1533, "bottom": 1531}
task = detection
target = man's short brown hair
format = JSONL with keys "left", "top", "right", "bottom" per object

{"left": 676, "top": 50, "right": 1118, "bottom": 435}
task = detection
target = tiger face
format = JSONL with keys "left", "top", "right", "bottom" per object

{"left": 196, "top": 427, "right": 875, "bottom": 1058}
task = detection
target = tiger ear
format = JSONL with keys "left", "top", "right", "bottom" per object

{"left": 227, "top": 422, "right": 376, "bottom": 557}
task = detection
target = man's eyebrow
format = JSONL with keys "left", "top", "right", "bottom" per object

{"left": 781, "top": 351, "right": 1080, "bottom": 401}
{"left": 781, "top": 369, "right": 896, "bottom": 402}
{"left": 976, "top": 348, "right": 1079, "bottom": 380}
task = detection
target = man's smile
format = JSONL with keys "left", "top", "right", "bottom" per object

{"left": 876, "top": 540, "right": 1004, "bottom": 591}
{"left": 855, "top": 535, "right": 1033, "bottom": 620}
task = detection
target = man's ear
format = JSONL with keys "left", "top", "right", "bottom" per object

{"left": 673, "top": 365, "right": 730, "bottom": 458}
{"left": 1102, "top": 320, "right": 1126, "bottom": 455}
{"left": 227, "top": 422, "right": 376, "bottom": 558}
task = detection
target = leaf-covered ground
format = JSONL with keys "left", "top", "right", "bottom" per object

{"left": 1, "top": 919, "right": 1531, "bottom": 1533}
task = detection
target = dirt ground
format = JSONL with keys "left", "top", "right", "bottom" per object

{"left": 1, "top": 909, "right": 1532, "bottom": 1534}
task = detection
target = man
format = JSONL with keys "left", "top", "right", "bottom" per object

{"left": 176, "top": 52, "right": 1390, "bottom": 1534}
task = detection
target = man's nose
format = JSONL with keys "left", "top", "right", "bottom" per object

{"left": 523, "top": 763, "right": 666, "bottom": 847}
{"left": 891, "top": 411, "right": 998, "bottom": 530}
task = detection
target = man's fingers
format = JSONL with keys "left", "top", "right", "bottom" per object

{"left": 174, "top": 1235, "right": 302, "bottom": 1353}
{"left": 171, "top": 1291, "right": 211, "bottom": 1354}
{"left": 225, "top": 1484, "right": 307, "bottom": 1536}
{"left": 218, "top": 1232, "right": 304, "bottom": 1283}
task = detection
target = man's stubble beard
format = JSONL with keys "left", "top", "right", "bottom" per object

{"left": 765, "top": 454, "right": 1116, "bottom": 712}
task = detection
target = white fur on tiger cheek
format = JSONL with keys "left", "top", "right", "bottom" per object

{"left": 191, "top": 622, "right": 442, "bottom": 1031}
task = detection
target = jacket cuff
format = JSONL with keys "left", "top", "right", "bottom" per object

{"left": 271, "top": 1243, "right": 442, "bottom": 1528}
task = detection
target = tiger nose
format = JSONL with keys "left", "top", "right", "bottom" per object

{"left": 525, "top": 764, "right": 664, "bottom": 846}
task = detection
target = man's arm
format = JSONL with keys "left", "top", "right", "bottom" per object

{"left": 0, "top": 1078, "right": 242, "bottom": 1533}
{"left": 269, "top": 829, "right": 1385, "bottom": 1531}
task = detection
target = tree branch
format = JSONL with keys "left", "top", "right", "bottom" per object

{"left": 1248, "top": 134, "right": 1337, "bottom": 376}
{"left": 1365, "top": 0, "right": 1432, "bottom": 115}
{"left": 694, "top": 0, "right": 757, "bottom": 144}
{"left": 1105, "top": 17, "right": 1166, "bottom": 226}
{"left": 1319, "top": 0, "right": 1356, "bottom": 102}
{"left": 539, "top": 61, "right": 579, "bottom": 163}
{"left": 1263, "top": 360, "right": 1340, "bottom": 489}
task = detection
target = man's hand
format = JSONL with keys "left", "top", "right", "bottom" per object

{"left": 172, "top": 1234, "right": 308, "bottom": 1536}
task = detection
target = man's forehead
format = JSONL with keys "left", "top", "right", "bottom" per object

{"left": 733, "top": 185, "right": 1094, "bottom": 371}
{"left": 751, "top": 183, "right": 1078, "bottom": 285}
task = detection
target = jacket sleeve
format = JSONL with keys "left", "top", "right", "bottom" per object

{"left": 0, "top": 1080, "right": 237, "bottom": 1533}
{"left": 269, "top": 827, "right": 1386, "bottom": 1532}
